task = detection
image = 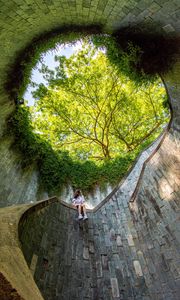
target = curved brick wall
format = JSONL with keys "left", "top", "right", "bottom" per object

{"left": 0, "top": 1, "right": 179, "bottom": 299}
{"left": 0, "top": 0, "right": 179, "bottom": 206}
{"left": 19, "top": 144, "right": 180, "bottom": 299}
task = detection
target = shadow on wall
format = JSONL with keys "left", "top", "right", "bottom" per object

{"left": 129, "top": 128, "right": 180, "bottom": 226}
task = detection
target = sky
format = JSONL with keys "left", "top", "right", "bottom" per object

{"left": 24, "top": 41, "right": 82, "bottom": 106}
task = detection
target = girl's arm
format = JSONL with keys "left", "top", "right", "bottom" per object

{"left": 72, "top": 198, "right": 76, "bottom": 205}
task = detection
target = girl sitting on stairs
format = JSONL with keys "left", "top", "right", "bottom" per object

{"left": 72, "top": 189, "right": 88, "bottom": 220}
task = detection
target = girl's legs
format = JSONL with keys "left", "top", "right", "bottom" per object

{"left": 77, "top": 205, "right": 83, "bottom": 219}
{"left": 82, "top": 204, "right": 88, "bottom": 220}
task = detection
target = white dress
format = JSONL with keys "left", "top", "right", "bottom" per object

{"left": 72, "top": 195, "right": 85, "bottom": 206}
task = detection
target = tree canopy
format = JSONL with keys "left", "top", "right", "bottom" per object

{"left": 7, "top": 39, "right": 170, "bottom": 193}
{"left": 30, "top": 41, "right": 169, "bottom": 163}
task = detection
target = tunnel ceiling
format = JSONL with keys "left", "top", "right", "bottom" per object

{"left": 0, "top": 0, "right": 179, "bottom": 131}
{"left": 0, "top": 0, "right": 180, "bottom": 80}
{"left": 0, "top": 1, "right": 178, "bottom": 141}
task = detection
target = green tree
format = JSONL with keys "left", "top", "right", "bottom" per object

{"left": 30, "top": 42, "right": 169, "bottom": 162}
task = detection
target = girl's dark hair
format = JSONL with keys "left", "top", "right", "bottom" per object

{"left": 74, "top": 189, "right": 81, "bottom": 198}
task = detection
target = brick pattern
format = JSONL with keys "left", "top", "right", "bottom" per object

{"left": 0, "top": 3, "right": 180, "bottom": 299}
{"left": 0, "top": 128, "right": 164, "bottom": 212}
{"left": 0, "top": 109, "right": 162, "bottom": 208}
{"left": 0, "top": 1, "right": 179, "bottom": 100}
{"left": 0, "top": 138, "right": 40, "bottom": 207}
{"left": 93, "top": 134, "right": 163, "bottom": 211}
{"left": 164, "top": 59, "right": 180, "bottom": 131}
{"left": 19, "top": 129, "right": 180, "bottom": 299}
{"left": 0, "top": 1, "right": 179, "bottom": 209}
